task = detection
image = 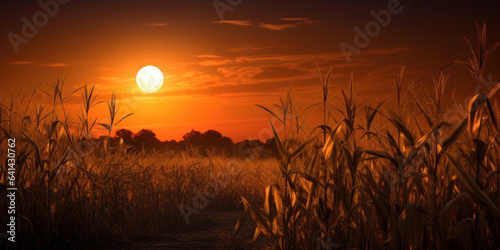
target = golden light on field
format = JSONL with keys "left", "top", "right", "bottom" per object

{"left": 136, "top": 65, "right": 164, "bottom": 93}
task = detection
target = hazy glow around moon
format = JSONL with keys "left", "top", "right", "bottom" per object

{"left": 136, "top": 66, "right": 163, "bottom": 93}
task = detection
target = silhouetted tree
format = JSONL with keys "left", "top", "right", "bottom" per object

{"left": 160, "top": 139, "right": 179, "bottom": 151}
{"left": 112, "top": 127, "right": 269, "bottom": 156}
{"left": 180, "top": 129, "right": 236, "bottom": 155}
{"left": 182, "top": 129, "right": 202, "bottom": 142}
{"left": 115, "top": 129, "right": 134, "bottom": 143}
{"left": 201, "top": 130, "right": 223, "bottom": 141}
{"left": 134, "top": 129, "right": 160, "bottom": 144}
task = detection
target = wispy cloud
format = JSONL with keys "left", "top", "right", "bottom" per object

{"left": 98, "top": 77, "right": 120, "bottom": 81}
{"left": 260, "top": 17, "right": 317, "bottom": 31}
{"left": 234, "top": 47, "right": 409, "bottom": 63}
{"left": 145, "top": 23, "right": 169, "bottom": 27}
{"left": 212, "top": 20, "right": 253, "bottom": 26}
{"left": 259, "top": 23, "right": 298, "bottom": 31}
{"left": 5, "top": 61, "right": 69, "bottom": 67}
{"left": 97, "top": 76, "right": 134, "bottom": 85}
{"left": 280, "top": 17, "right": 317, "bottom": 24}
{"left": 227, "top": 45, "right": 288, "bottom": 53}
{"left": 116, "top": 78, "right": 135, "bottom": 83}
{"left": 6, "top": 61, "right": 34, "bottom": 65}
{"left": 39, "top": 63, "right": 70, "bottom": 67}
{"left": 179, "top": 45, "right": 410, "bottom": 96}
{"left": 195, "top": 55, "right": 233, "bottom": 66}
{"left": 199, "top": 59, "right": 233, "bottom": 66}
{"left": 217, "top": 66, "right": 263, "bottom": 79}
{"left": 195, "top": 55, "right": 223, "bottom": 59}
{"left": 213, "top": 18, "right": 317, "bottom": 31}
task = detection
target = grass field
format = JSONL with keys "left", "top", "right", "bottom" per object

{"left": 1, "top": 23, "right": 500, "bottom": 249}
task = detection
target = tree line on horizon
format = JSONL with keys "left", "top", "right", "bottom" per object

{"left": 106, "top": 128, "right": 279, "bottom": 156}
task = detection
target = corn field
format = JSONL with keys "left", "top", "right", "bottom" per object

{"left": 233, "top": 22, "right": 500, "bottom": 249}
{"left": 0, "top": 22, "right": 499, "bottom": 249}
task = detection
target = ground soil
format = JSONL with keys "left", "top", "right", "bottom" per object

{"left": 108, "top": 211, "right": 272, "bottom": 250}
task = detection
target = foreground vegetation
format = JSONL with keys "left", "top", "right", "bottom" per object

{"left": 0, "top": 82, "right": 277, "bottom": 249}
{"left": 0, "top": 22, "right": 499, "bottom": 249}
{"left": 233, "top": 22, "right": 500, "bottom": 249}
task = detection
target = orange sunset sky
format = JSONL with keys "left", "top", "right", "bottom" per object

{"left": 1, "top": 0, "right": 499, "bottom": 142}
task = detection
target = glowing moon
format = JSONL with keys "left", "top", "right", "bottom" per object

{"left": 136, "top": 66, "right": 163, "bottom": 93}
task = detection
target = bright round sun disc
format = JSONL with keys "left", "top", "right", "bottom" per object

{"left": 136, "top": 66, "right": 164, "bottom": 93}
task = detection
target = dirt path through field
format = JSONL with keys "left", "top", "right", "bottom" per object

{"left": 117, "top": 211, "right": 271, "bottom": 249}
